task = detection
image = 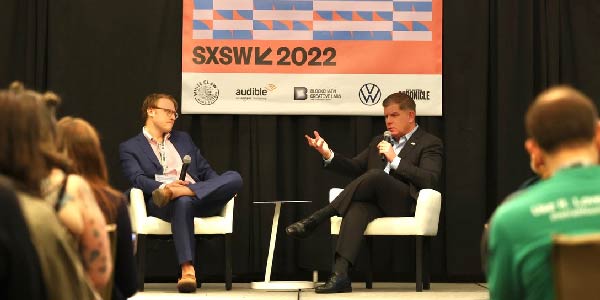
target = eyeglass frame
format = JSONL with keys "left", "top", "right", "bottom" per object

{"left": 152, "top": 106, "right": 179, "bottom": 119}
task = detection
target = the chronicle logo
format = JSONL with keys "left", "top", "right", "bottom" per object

{"left": 193, "top": 80, "right": 219, "bottom": 105}
{"left": 294, "top": 87, "right": 308, "bottom": 100}
{"left": 358, "top": 83, "right": 381, "bottom": 106}
{"left": 402, "top": 88, "right": 431, "bottom": 100}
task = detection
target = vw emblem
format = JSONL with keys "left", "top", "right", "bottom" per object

{"left": 358, "top": 83, "right": 381, "bottom": 106}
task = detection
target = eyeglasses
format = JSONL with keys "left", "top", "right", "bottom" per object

{"left": 153, "top": 107, "right": 179, "bottom": 119}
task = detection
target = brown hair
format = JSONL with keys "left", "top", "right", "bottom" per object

{"left": 526, "top": 85, "right": 598, "bottom": 153}
{"left": 37, "top": 90, "right": 71, "bottom": 172}
{"left": 0, "top": 82, "right": 55, "bottom": 195}
{"left": 382, "top": 92, "right": 416, "bottom": 111}
{"left": 56, "top": 117, "right": 121, "bottom": 223}
{"left": 140, "top": 93, "right": 178, "bottom": 123}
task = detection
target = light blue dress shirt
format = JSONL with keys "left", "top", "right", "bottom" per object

{"left": 324, "top": 125, "right": 419, "bottom": 174}
{"left": 384, "top": 124, "right": 419, "bottom": 173}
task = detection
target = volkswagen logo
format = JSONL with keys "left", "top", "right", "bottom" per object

{"left": 358, "top": 83, "right": 381, "bottom": 106}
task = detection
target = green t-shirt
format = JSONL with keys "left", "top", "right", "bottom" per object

{"left": 488, "top": 166, "right": 600, "bottom": 300}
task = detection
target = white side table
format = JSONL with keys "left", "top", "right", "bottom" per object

{"left": 251, "top": 201, "right": 317, "bottom": 290}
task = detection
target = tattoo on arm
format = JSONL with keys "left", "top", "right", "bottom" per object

{"left": 89, "top": 249, "right": 100, "bottom": 263}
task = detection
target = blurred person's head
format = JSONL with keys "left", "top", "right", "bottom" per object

{"left": 56, "top": 117, "right": 118, "bottom": 222}
{"left": 31, "top": 85, "right": 71, "bottom": 173}
{"left": 382, "top": 92, "right": 417, "bottom": 140}
{"left": 23, "top": 82, "right": 70, "bottom": 169}
{"left": 0, "top": 82, "right": 59, "bottom": 195}
{"left": 525, "top": 85, "right": 600, "bottom": 176}
{"left": 141, "top": 93, "right": 178, "bottom": 135}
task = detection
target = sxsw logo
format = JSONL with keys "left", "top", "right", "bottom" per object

{"left": 358, "top": 83, "right": 381, "bottom": 106}
{"left": 294, "top": 87, "right": 307, "bottom": 100}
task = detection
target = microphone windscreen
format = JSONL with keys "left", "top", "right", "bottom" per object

{"left": 183, "top": 155, "right": 191, "bottom": 164}
{"left": 383, "top": 131, "right": 392, "bottom": 142}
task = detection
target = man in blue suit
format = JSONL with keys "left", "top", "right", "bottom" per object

{"left": 119, "top": 93, "right": 242, "bottom": 293}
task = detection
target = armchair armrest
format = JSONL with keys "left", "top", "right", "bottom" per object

{"left": 414, "top": 189, "right": 442, "bottom": 235}
{"left": 129, "top": 188, "right": 147, "bottom": 234}
{"left": 220, "top": 195, "right": 236, "bottom": 233}
{"left": 329, "top": 188, "right": 343, "bottom": 202}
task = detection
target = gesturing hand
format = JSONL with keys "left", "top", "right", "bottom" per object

{"left": 304, "top": 130, "right": 332, "bottom": 159}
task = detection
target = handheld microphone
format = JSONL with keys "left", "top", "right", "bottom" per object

{"left": 179, "top": 155, "right": 191, "bottom": 181}
{"left": 381, "top": 131, "right": 392, "bottom": 161}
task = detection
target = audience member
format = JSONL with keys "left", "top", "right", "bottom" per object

{"left": 0, "top": 83, "right": 99, "bottom": 299}
{"left": 487, "top": 86, "right": 600, "bottom": 300}
{"left": 0, "top": 176, "right": 46, "bottom": 300}
{"left": 481, "top": 146, "right": 550, "bottom": 273}
{"left": 31, "top": 84, "right": 113, "bottom": 291}
{"left": 57, "top": 116, "right": 137, "bottom": 300}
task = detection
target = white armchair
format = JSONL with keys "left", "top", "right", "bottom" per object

{"left": 329, "top": 188, "right": 442, "bottom": 292}
{"left": 129, "top": 188, "right": 235, "bottom": 291}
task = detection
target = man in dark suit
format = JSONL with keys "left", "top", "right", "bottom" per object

{"left": 119, "top": 93, "right": 242, "bottom": 293}
{"left": 286, "top": 92, "right": 443, "bottom": 293}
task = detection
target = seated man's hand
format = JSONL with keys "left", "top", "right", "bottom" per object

{"left": 166, "top": 180, "right": 189, "bottom": 188}
{"left": 161, "top": 180, "right": 195, "bottom": 200}
{"left": 377, "top": 140, "right": 395, "bottom": 162}
{"left": 305, "top": 130, "right": 332, "bottom": 159}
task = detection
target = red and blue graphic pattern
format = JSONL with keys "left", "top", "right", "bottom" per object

{"left": 192, "top": 0, "right": 433, "bottom": 41}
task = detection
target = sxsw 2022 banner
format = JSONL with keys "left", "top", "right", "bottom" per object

{"left": 182, "top": 0, "right": 442, "bottom": 116}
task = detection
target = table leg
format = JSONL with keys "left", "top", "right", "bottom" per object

{"left": 264, "top": 202, "right": 281, "bottom": 282}
{"left": 251, "top": 202, "right": 314, "bottom": 290}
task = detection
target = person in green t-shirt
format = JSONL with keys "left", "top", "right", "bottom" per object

{"left": 487, "top": 85, "right": 600, "bottom": 300}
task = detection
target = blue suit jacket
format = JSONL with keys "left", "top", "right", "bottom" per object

{"left": 119, "top": 131, "right": 219, "bottom": 200}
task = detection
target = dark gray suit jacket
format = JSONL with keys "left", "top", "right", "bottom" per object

{"left": 327, "top": 127, "right": 443, "bottom": 201}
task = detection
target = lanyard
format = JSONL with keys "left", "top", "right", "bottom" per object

{"left": 158, "top": 140, "right": 168, "bottom": 174}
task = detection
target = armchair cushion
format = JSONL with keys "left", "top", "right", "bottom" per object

{"left": 128, "top": 188, "right": 234, "bottom": 235}
{"left": 329, "top": 188, "right": 441, "bottom": 236}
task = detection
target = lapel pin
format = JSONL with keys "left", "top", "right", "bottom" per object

{"left": 411, "top": 142, "right": 416, "bottom": 145}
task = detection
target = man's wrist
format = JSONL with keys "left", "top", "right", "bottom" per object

{"left": 323, "top": 149, "right": 334, "bottom": 164}
{"left": 390, "top": 156, "right": 401, "bottom": 170}
{"left": 323, "top": 149, "right": 333, "bottom": 160}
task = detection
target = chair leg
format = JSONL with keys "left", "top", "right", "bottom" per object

{"left": 365, "top": 236, "right": 373, "bottom": 289}
{"left": 415, "top": 236, "right": 423, "bottom": 292}
{"left": 423, "top": 237, "right": 431, "bottom": 290}
{"left": 225, "top": 233, "right": 232, "bottom": 290}
{"left": 194, "top": 237, "right": 201, "bottom": 288}
{"left": 136, "top": 234, "right": 147, "bottom": 291}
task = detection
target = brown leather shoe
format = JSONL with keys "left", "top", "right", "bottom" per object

{"left": 177, "top": 274, "right": 197, "bottom": 293}
{"left": 152, "top": 187, "right": 173, "bottom": 208}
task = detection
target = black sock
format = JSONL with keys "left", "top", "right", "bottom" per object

{"left": 333, "top": 254, "right": 350, "bottom": 276}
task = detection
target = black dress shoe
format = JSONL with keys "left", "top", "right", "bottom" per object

{"left": 315, "top": 273, "right": 352, "bottom": 294}
{"left": 285, "top": 218, "right": 317, "bottom": 239}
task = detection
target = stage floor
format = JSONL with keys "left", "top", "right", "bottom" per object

{"left": 130, "top": 282, "right": 489, "bottom": 300}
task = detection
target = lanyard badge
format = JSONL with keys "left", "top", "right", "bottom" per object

{"left": 159, "top": 141, "right": 168, "bottom": 174}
